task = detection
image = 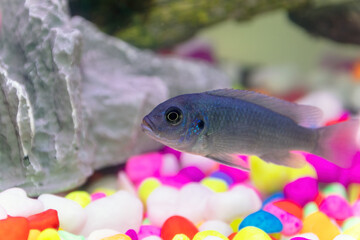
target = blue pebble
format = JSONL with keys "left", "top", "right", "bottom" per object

{"left": 239, "top": 210, "right": 283, "bottom": 233}
{"left": 210, "top": 171, "right": 234, "bottom": 185}
{"left": 262, "top": 192, "right": 284, "bottom": 207}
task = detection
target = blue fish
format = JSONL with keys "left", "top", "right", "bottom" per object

{"left": 141, "top": 89, "right": 359, "bottom": 170}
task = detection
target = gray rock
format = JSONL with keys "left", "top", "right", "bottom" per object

{"left": 0, "top": 0, "right": 230, "bottom": 195}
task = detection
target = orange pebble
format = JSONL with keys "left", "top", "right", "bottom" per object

{"left": 273, "top": 200, "right": 303, "bottom": 219}
{"left": 314, "top": 192, "right": 324, "bottom": 206}
{"left": 101, "top": 233, "right": 131, "bottom": 240}
{"left": 301, "top": 211, "right": 340, "bottom": 240}
{"left": 228, "top": 232, "right": 237, "bottom": 240}
{"left": 0, "top": 216, "right": 30, "bottom": 240}
{"left": 161, "top": 215, "right": 198, "bottom": 240}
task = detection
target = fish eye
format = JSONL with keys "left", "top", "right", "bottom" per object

{"left": 165, "top": 107, "right": 182, "bottom": 125}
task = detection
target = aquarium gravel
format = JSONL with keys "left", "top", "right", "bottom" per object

{"left": 1, "top": 125, "right": 360, "bottom": 240}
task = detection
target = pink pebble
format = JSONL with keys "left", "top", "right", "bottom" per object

{"left": 160, "top": 147, "right": 182, "bottom": 160}
{"left": 91, "top": 192, "right": 106, "bottom": 201}
{"left": 352, "top": 199, "right": 360, "bottom": 216}
{"left": 319, "top": 195, "right": 353, "bottom": 220}
{"left": 264, "top": 203, "right": 302, "bottom": 236}
{"left": 178, "top": 166, "right": 205, "bottom": 182}
{"left": 126, "top": 229, "right": 138, "bottom": 240}
{"left": 138, "top": 225, "right": 161, "bottom": 239}
{"left": 218, "top": 156, "right": 249, "bottom": 183}
{"left": 284, "top": 177, "right": 318, "bottom": 207}
{"left": 158, "top": 174, "right": 191, "bottom": 189}
{"left": 125, "top": 152, "right": 163, "bottom": 184}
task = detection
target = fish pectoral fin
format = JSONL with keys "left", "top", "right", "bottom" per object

{"left": 206, "top": 153, "right": 250, "bottom": 171}
{"left": 259, "top": 151, "right": 306, "bottom": 168}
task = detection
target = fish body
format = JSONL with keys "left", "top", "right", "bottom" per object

{"left": 142, "top": 89, "right": 359, "bottom": 170}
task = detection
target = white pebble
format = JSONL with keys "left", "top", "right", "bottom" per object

{"left": 176, "top": 183, "right": 213, "bottom": 224}
{"left": 117, "top": 171, "right": 136, "bottom": 195}
{"left": 160, "top": 153, "right": 180, "bottom": 176}
{"left": 180, "top": 153, "right": 217, "bottom": 174}
{"left": 199, "top": 220, "right": 233, "bottom": 237}
{"left": 0, "top": 205, "right": 7, "bottom": 220}
{"left": 142, "top": 236, "right": 162, "bottom": 240}
{"left": 38, "top": 194, "right": 86, "bottom": 234}
{"left": 333, "top": 235, "right": 357, "bottom": 240}
{"left": 205, "top": 185, "right": 261, "bottom": 222}
{"left": 87, "top": 229, "right": 120, "bottom": 240}
{"left": 147, "top": 186, "right": 178, "bottom": 226}
{"left": 80, "top": 190, "right": 143, "bottom": 237}
{"left": 0, "top": 188, "right": 43, "bottom": 217}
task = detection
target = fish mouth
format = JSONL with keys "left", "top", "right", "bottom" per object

{"left": 141, "top": 116, "right": 155, "bottom": 133}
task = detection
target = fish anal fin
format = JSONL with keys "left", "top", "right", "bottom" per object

{"left": 206, "top": 88, "right": 322, "bottom": 128}
{"left": 260, "top": 151, "right": 306, "bottom": 168}
{"left": 206, "top": 153, "right": 250, "bottom": 171}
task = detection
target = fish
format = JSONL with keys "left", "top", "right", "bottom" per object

{"left": 141, "top": 89, "right": 360, "bottom": 170}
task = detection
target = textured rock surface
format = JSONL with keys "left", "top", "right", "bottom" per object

{"left": 0, "top": 0, "right": 229, "bottom": 194}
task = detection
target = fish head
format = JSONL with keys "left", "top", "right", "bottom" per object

{"left": 141, "top": 94, "right": 206, "bottom": 151}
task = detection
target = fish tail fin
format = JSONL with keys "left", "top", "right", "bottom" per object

{"left": 312, "top": 119, "right": 360, "bottom": 168}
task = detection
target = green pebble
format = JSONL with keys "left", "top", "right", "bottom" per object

{"left": 58, "top": 230, "right": 85, "bottom": 240}
{"left": 142, "top": 218, "right": 151, "bottom": 225}
{"left": 304, "top": 202, "right": 318, "bottom": 217}
{"left": 342, "top": 217, "right": 360, "bottom": 231}
{"left": 322, "top": 183, "right": 347, "bottom": 199}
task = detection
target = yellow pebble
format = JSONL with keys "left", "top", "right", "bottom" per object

{"left": 37, "top": 228, "right": 61, "bottom": 240}
{"left": 301, "top": 211, "right": 340, "bottom": 240}
{"left": 250, "top": 155, "right": 317, "bottom": 195}
{"left": 28, "top": 229, "right": 41, "bottom": 240}
{"left": 343, "top": 223, "right": 360, "bottom": 239}
{"left": 230, "top": 218, "right": 242, "bottom": 232}
{"left": 193, "top": 230, "right": 229, "bottom": 240}
{"left": 138, "top": 177, "right": 161, "bottom": 204}
{"left": 93, "top": 188, "right": 116, "bottom": 196}
{"left": 348, "top": 183, "right": 360, "bottom": 204}
{"left": 101, "top": 233, "right": 131, "bottom": 240}
{"left": 65, "top": 191, "right": 91, "bottom": 208}
{"left": 233, "top": 226, "right": 271, "bottom": 240}
{"left": 172, "top": 233, "right": 191, "bottom": 240}
{"left": 201, "top": 178, "right": 228, "bottom": 193}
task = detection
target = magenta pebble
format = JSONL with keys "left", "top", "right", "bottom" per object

{"left": 125, "top": 152, "right": 162, "bottom": 184}
{"left": 178, "top": 166, "right": 205, "bottom": 182}
{"left": 283, "top": 177, "right": 318, "bottom": 207}
{"left": 304, "top": 153, "right": 341, "bottom": 183}
{"left": 319, "top": 195, "right": 353, "bottom": 220}
{"left": 91, "top": 192, "right": 107, "bottom": 201}
{"left": 290, "top": 238, "right": 310, "bottom": 240}
{"left": 158, "top": 174, "right": 191, "bottom": 188}
{"left": 159, "top": 146, "right": 182, "bottom": 159}
{"left": 138, "top": 225, "right": 161, "bottom": 239}
{"left": 126, "top": 229, "right": 138, "bottom": 240}
{"left": 218, "top": 160, "right": 249, "bottom": 183}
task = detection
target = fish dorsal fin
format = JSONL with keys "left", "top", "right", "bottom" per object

{"left": 206, "top": 89, "right": 323, "bottom": 128}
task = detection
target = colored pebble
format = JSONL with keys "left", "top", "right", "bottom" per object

{"left": 210, "top": 171, "right": 234, "bottom": 186}
{"left": 283, "top": 177, "right": 318, "bottom": 207}
{"left": 218, "top": 158, "right": 249, "bottom": 183}
{"left": 201, "top": 177, "right": 228, "bottom": 192}
{"left": 138, "top": 225, "right": 161, "bottom": 238}
{"left": 178, "top": 166, "right": 206, "bottom": 182}
{"left": 125, "top": 152, "right": 163, "bottom": 184}
{"left": 58, "top": 230, "right": 86, "bottom": 240}
{"left": 348, "top": 183, "right": 360, "bottom": 204}
{"left": 27, "top": 209, "right": 59, "bottom": 231}
{"left": 272, "top": 200, "right": 303, "bottom": 219}
{"left": 301, "top": 211, "right": 340, "bottom": 240}
{"left": 303, "top": 202, "right": 319, "bottom": 217}
{"left": 239, "top": 210, "right": 282, "bottom": 234}
{"left": 323, "top": 183, "right": 347, "bottom": 198}
{"left": 125, "top": 229, "right": 138, "bottom": 240}
{"left": 101, "top": 233, "right": 132, "bottom": 240}
{"left": 87, "top": 229, "right": 120, "bottom": 240}
{"left": 91, "top": 192, "right": 107, "bottom": 201}
{"left": 180, "top": 153, "right": 218, "bottom": 174}
{"left": 172, "top": 234, "right": 191, "bottom": 240}
{"left": 37, "top": 228, "right": 61, "bottom": 240}
{"left": 28, "top": 229, "right": 41, "bottom": 240}
{"left": 193, "top": 230, "right": 228, "bottom": 240}
{"left": 263, "top": 202, "right": 302, "bottom": 236}
{"left": 160, "top": 215, "right": 198, "bottom": 240}
{"left": 333, "top": 235, "right": 357, "bottom": 240}
{"left": 138, "top": 178, "right": 162, "bottom": 204}
{"left": 93, "top": 188, "right": 116, "bottom": 196}
{"left": 319, "top": 195, "right": 353, "bottom": 220}
{"left": 0, "top": 216, "right": 29, "bottom": 240}
{"left": 65, "top": 191, "right": 91, "bottom": 208}
{"left": 342, "top": 217, "right": 360, "bottom": 231}
{"left": 230, "top": 218, "right": 242, "bottom": 232}
{"left": 262, "top": 192, "right": 284, "bottom": 206}
{"left": 352, "top": 199, "right": 360, "bottom": 217}
{"left": 291, "top": 233, "right": 319, "bottom": 240}
{"left": 233, "top": 226, "right": 272, "bottom": 240}
{"left": 199, "top": 220, "right": 233, "bottom": 237}
{"left": 343, "top": 222, "right": 360, "bottom": 239}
